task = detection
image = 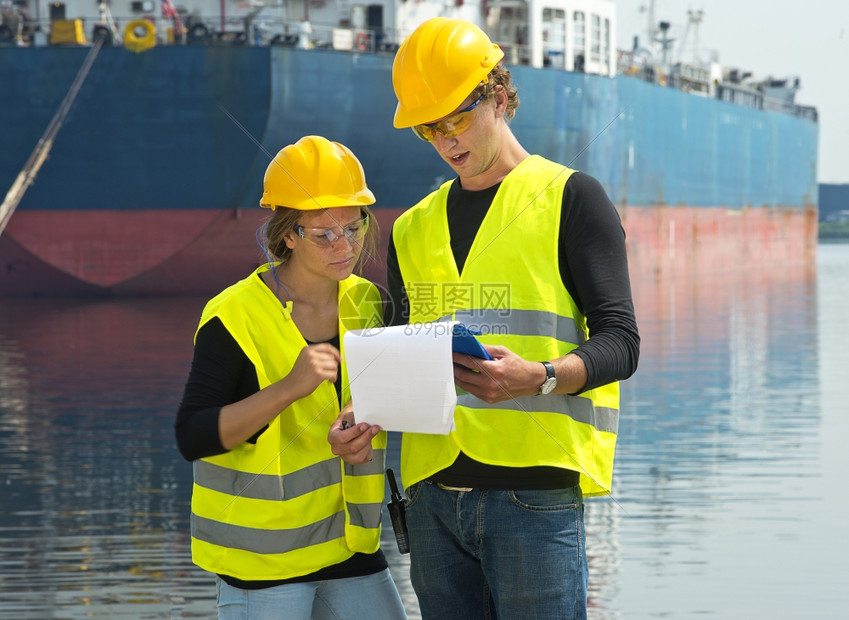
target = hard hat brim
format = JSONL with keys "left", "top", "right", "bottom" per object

{"left": 260, "top": 190, "right": 376, "bottom": 211}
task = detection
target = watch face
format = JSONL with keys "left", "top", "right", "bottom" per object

{"left": 540, "top": 378, "right": 557, "bottom": 395}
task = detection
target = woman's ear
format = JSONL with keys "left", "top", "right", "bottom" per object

{"left": 284, "top": 227, "right": 298, "bottom": 250}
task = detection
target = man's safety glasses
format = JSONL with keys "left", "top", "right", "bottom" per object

{"left": 294, "top": 215, "right": 369, "bottom": 248}
{"left": 412, "top": 94, "right": 486, "bottom": 142}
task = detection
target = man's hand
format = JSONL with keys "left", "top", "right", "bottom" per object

{"left": 453, "top": 346, "right": 588, "bottom": 402}
{"left": 452, "top": 345, "right": 545, "bottom": 403}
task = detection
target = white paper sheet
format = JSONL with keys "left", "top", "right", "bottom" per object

{"left": 343, "top": 322, "right": 458, "bottom": 434}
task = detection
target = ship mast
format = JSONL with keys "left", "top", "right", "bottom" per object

{"left": 677, "top": 9, "right": 704, "bottom": 64}
{"left": 645, "top": 0, "right": 655, "bottom": 49}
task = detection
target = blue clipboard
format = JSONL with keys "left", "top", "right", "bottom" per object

{"left": 452, "top": 323, "right": 493, "bottom": 360}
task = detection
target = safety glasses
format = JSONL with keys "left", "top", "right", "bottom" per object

{"left": 293, "top": 215, "right": 369, "bottom": 248}
{"left": 412, "top": 94, "right": 486, "bottom": 142}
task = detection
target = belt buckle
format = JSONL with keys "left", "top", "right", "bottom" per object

{"left": 437, "top": 483, "right": 474, "bottom": 492}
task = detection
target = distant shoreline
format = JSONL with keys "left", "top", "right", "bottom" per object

{"left": 819, "top": 223, "right": 849, "bottom": 241}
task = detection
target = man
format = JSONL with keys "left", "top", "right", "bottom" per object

{"left": 385, "top": 17, "right": 640, "bottom": 619}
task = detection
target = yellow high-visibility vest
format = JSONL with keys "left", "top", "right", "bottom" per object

{"left": 190, "top": 264, "right": 387, "bottom": 580}
{"left": 393, "top": 155, "right": 619, "bottom": 497}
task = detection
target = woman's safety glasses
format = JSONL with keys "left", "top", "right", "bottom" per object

{"left": 293, "top": 215, "right": 369, "bottom": 248}
{"left": 412, "top": 94, "right": 486, "bottom": 142}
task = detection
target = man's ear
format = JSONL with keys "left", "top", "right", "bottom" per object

{"left": 492, "top": 84, "right": 508, "bottom": 118}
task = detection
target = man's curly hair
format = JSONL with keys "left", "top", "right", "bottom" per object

{"left": 470, "top": 63, "right": 519, "bottom": 121}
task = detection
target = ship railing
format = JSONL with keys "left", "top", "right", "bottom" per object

{"left": 14, "top": 14, "right": 400, "bottom": 53}
{"left": 14, "top": 14, "right": 176, "bottom": 47}
{"left": 716, "top": 82, "right": 818, "bottom": 122}
{"left": 736, "top": 83, "right": 817, "bottom": 121}
{"left": 793, "top": 105, "right": 818, "bottom": 122}
{"left": 169, "top": 16, "right": 399, "bottom": 52}
{"left": 716, "top": 82, "right": 764, "bottom": 110}
{"left": 667, "top": 62, "right": 713, "bottom": 96}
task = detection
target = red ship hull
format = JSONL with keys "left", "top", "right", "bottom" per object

{"left": 0, "top": 205, "right": 817, "bottom": 297}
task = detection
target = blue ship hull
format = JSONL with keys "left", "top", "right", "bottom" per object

{"left": 0, "top": 46, "right": 819, "bottom": 295}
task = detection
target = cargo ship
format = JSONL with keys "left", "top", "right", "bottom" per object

{"left": 0, "top": 0, "right": 819, "bottom": 296}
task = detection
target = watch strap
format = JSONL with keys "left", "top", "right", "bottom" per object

{"left": 538, "top": 361, "right": 556, "bottom": 394}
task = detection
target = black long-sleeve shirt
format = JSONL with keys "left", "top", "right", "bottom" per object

{"left": 384, "top": 171, "right": 640, "bottom": 489}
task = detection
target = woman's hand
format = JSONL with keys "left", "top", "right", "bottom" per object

{"left": 328, "top": 401, "right": 381, "bottom": 465}
{"left": 284, "top": 343, "right": 341, "bottom": 400}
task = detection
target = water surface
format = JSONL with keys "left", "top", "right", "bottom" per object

{"left": 1, "top": 244, "right": 847, "bottom": 619}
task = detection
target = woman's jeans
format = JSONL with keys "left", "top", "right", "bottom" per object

{"left": 406, "top": 481, "right": 588, "bottom": 620}
{"left": 216, "top": 568, "right": 407, "bottom": 620}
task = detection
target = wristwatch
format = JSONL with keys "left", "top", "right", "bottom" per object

{"left": 538, "top": 361, "right": 557, "bottom": 395}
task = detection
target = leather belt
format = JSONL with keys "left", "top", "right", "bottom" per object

{"left": 437, "top": 483, "right": 474, "bottom": 492}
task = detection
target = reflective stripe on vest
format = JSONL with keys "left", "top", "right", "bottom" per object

{"left": 393, "top": 155, "right": 619, "bottom": 497}
{"left": 193, "top": 453, "right": 386, "bottom": 501}
{"left": 192, "top": 504, "right": 384, "bottom": 556}
{"left": 189, "top": 265, "right": 387, "bottom": 580}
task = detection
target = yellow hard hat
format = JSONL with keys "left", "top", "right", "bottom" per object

{"left": 392, "top": 17, "right": 504, "bottom": 128}
{"left": 260, "top": 136, "right": 376, "bottom": 210}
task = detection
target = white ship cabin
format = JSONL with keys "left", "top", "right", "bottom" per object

{"left": 388, "top": 0, "right": 615, "bottom": 76}
{"left": 3, "top": 0, "right": 615, "bottom": 76}
{"left": 484, "top": 0, "right": 615, "bottom": 75}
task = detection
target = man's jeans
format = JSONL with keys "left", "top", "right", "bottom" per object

{"left": 406, "top": 480, "right": 588, "bottom": 619}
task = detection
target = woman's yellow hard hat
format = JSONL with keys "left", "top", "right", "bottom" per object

{"left": 260, "top": 136, "right": 376, "bottom": 210}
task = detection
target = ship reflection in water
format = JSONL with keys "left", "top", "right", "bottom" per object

{"left": 1, "top": 244, "right": 848, "bottom": 618}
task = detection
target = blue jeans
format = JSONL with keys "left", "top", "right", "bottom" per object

{"left": 216, "top": 568, "right": 407, "bottom": 620}
{"left": 406, "top": 481, "right": 587, "bottom": 620}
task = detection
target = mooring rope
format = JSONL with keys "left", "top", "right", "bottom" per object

{"left": 0, "top": 37, "right": 104, "bottom": 235}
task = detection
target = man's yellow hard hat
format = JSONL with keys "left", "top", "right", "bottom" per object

{"left": 392, "top": 17, "right": 504, "bottom": 128}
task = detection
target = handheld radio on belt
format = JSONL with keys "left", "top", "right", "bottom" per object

{"left": 386, "top": 468, "right": 410, "bottom": 554}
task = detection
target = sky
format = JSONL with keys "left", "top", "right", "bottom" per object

{"left": 614, "top": 0, "right": 849, "bottom": 184}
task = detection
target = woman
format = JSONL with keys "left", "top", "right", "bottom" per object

{"left": 175, "top": 136, "right": 406, "bottom": 619}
